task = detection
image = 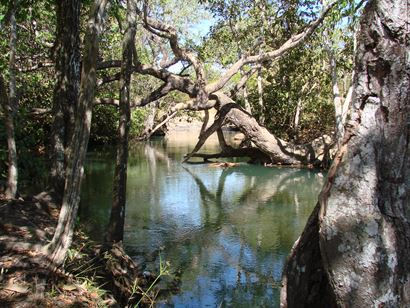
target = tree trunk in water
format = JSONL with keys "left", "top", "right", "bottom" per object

{"left": 186, "top": 92, "right": 333, "bottom": 167}
{"left": 49, "top": 0, "right": 81, "bottom": 197}
{"left": 281, "top": 1, "right": 410, "bottom": 307}
{"left": 2, "top": 1, "right": 18, "bottom": 199}
{"left": 106, "top": 0, "right": 137, "bottom": 244}
{"left": 45, "top": 0, "right": 109, "bottom": 267}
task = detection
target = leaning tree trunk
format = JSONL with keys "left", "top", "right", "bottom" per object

{"left": 281, "top": 0, "right": 410, "bottom": 307}
{"left": 185, "top": 92, "right": 333, "bottom": 167}
{"left": 49, "top": 0, "right": 81, "bottom": 197}
{"left": 44, "top": 0, "right": 109, "bottom": 267}
{"left": 106, "top": 0, "right": 137, "bottom": 244}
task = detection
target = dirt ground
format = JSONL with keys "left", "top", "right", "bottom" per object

{"left": 0, "top": 193, "right": 158, "bottom": 307}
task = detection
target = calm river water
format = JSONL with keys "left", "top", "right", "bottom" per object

{"left": 80, "top": 132, "right": 325, "bottom": 307}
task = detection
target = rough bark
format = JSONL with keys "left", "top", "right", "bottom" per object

{"left": 49, "top": 0, "right": 81, "bottom": 197}
{"left": 106, "top": 0, "right": 137, "bottom": 244}
{"left": 281, "top": 0, "right": 410, "bottom": 306}
{"left": 44, "top": 0, "right": 109, "bottom": 267}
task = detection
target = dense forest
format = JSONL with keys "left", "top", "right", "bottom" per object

{"left": 0, "top": 0, "right": 408, "bottom": 306}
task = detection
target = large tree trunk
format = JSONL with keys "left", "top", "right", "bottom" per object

{"left": 2, "top": 1, "right": 18, "bottom": 199}
{"left": 44, "top": 0, "right": 109, "bottom": 267}
{"left": 106, "top": 0, "right": 137, "bottom": 244}
{"left": 49, "top": 0, "right": 81, "bottom": 197}
{"left": 281, "top": 0, "right": 410, "bottom": 307}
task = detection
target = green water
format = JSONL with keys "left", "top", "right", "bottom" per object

{"left": 80, "top": 133, "right": 325, "bottom": 307}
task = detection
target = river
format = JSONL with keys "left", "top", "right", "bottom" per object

{"left": 80, "top": 132, "right": 325, "bottom": 307}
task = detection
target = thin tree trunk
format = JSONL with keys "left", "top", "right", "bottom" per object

{"left": 243, "top": 83, "right": 252, "bottom": 114}
{"left": 257, "top": 67, "right": 265, "bottom": 125}
{"left": 293, "top": 98, "right": 302, "bottom": 140}
{"left": 139, "top": 102, "right": 158, "bottom": 139}
{"left": 327, "top": 48, "right": 345, "bottom": 146}
{"left": 281, "top": 0, "right": 410, "bottom": 306}
{"left": 293, "top": 83, "right": 317, "bottom": 141}
{"left": 256, "top": 0, "right": 267, "bottom": 125}
{"left": 3, "top": 1, "right": 18, "bottom": 199}
{"left": 106, "top": 0, "right": 137, "bottom": 244}
{"left": 200, "top": 109, "right": 210, "bottom": 134}
{"left": 0, "top": 75, "right": 17, "bottom": 199}
{"left": 49, "top": 0, "right": 81, "bottom": 197}
{"left": 45, "top": 0, "right": 109, "bottom": 267}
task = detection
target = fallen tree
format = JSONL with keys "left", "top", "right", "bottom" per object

{"left": 92, "top": 1, "right": 339, "bottom": 167}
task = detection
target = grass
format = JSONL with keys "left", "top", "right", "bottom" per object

{"left": 134, "top": 254, "right": 172, "bottom": 307}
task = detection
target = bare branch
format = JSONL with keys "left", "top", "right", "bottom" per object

{"left": 138, "top": 7, "right": 208, "bottom": 105}
{"left": 97, "top": 72, "right": 121, "bottom": 87}
{"left": 94, "top": 97, "right": 140, "bottom": 108}
{"left": 138, "top": 110, "right": 178, "bottom": 140}
{"left": 18, "top": 62, "right": 54, "bottom": 73}
{"left": 230, "top": 65, "right": 259, "bottom": 99}
{"left": 138, "top": 82, "right": 174, "bottom": 106}
{"left": 171, "top": 98, "right": 217, "bottom": 112}
{"left": 97, "top": 60, "right": 122, "bottom": 70}
{"left": 200, "top": 110, "right": 209, "bottom": 134}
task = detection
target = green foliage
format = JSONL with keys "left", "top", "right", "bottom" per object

{"left": 200, "top": 0, "right": 358, "bottom": 142}
{"left": 90, "top": 105, "right": 119, "bottom": 145}
{"left": 0, "top": 0, "right": 362, "bottom": 191}
{"left": 0, "top": 0, "right": 56, "bottom": 188}
{"left": 130, "top": 108, "right": 149, "bottom": 138}
{"left": 247, "top": 42, "right": 335, "bottom": 142}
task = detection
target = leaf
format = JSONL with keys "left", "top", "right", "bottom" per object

{"left": 62, "top": 284, "right": 77, "bottom": 291}
{"left": 4, "top": 283, "right": 29, "bottom": 294}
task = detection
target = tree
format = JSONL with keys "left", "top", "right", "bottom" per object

{"left": 280, "top": 0, "right": 410, "bottom": 306}
{"left": 96, "top": 1, "right": 339, "bottom": 167}
{"left": 45, "top": 0, "right": 109, "bottom": 266}
{"left": 106, "top": 0, "right": 137, "bottom": 244}
{"left": 49, "top": 0, "right": 81, "bottom": 197}
{"left": 1, "top": 0, "right": 18, "bottom": 199}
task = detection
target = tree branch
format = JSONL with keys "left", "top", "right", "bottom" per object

{"left": 206, "top": 1, "right": 338, "bottom": 94}
{"left": 138, "top": 5, "right": 208, "bottom": 105}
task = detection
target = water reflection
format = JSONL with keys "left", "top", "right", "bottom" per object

{"left": 80, "top": 134, "right": 324, "bottom": 307}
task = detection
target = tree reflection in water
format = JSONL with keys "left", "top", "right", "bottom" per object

{"left": 80, "top": 137, "right": 325, "bottom": 307}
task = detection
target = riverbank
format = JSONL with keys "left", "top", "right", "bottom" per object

{"left": 0, "top": 193, "right": 163, "bottom": 307}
